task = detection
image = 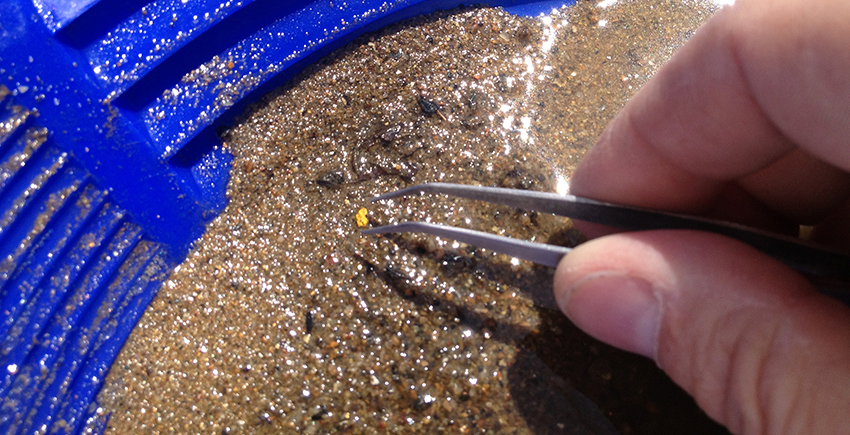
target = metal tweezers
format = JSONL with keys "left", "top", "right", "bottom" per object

{"left": 362, "top": 183, "right": 850, "bottom": 283}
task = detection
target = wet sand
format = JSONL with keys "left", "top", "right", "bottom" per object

{"left": 96, "top": 1, "right": 726, "bottom": 434}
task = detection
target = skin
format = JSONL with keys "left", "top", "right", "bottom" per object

{"left": 552, "top": 0, "right": 850, "bottom": 434}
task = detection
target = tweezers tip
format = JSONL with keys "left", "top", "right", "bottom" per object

{"left": 370, "top": 185, "right": 414, "bottom": 202}
{"left": 360, "top": 226, "right": 383, "bottom": 235}
{"left": 369, "top": 189, "right": 399, "bottom": 203}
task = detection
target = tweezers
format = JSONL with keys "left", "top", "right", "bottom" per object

{"left": 362, "top": 183, "right": 850, "bottom": 283}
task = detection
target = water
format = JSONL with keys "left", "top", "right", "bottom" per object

{"left": 96, "top": 2, "right": 727, "bottom": 434}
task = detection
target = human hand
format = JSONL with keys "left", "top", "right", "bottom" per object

{"left": 553, "top": 0, "right": 850, "bottom": 433}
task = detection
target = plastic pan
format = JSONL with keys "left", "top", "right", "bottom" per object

{"left": 0, "top": 0, "right": 571, "bottom": 433}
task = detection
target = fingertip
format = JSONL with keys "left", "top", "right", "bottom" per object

{"left": 554, "top": 231, "right": 850, "bottom": 434}
{"left": 554, "top": 234, "right": 669, "bottom": 358}
{"left": 557, "top": 271, "right": 660, "bottom": 358}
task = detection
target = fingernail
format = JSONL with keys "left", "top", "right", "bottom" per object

{"left": 559, "top": 273, "right": 660, "bottom": 358}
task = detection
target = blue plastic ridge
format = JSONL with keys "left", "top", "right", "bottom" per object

{"left": 1, "top": 220, "right": 143, "bottom": 433}
{"left": 0, "top": 184, "right": 106, "bottom": 359}
{"left": 60, "top": 242, "right": 170, "bottom": 434}
{"left": 0, "top": 89, "right": 175, "bottom": 435}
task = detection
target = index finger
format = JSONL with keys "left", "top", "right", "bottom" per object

{"left": 569, "top": 0, "right": 850, "bottom": 217}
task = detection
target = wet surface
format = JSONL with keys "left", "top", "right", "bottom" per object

{"left": 96, "top": 1, "right": 730, "bottom": 434}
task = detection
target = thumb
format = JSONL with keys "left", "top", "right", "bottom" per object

{"left": 554, "top": 230, "right": 850, "bottom": 435}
